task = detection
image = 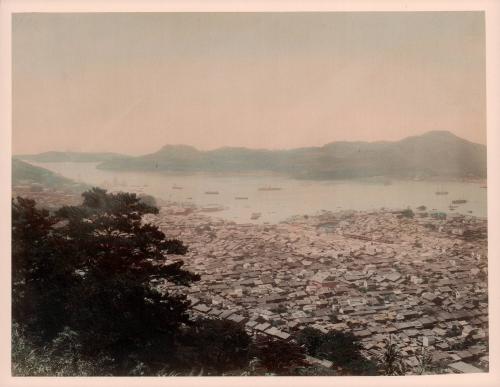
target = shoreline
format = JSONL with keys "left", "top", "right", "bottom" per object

{"left": 10, "top": 183, "right": 490, "bottom": 374}
{"left": 28, "top": 159, "right": 487, "bottom": 185}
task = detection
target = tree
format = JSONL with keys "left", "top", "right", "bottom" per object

{"left": 446, "top": 324, "right": 462, "bottom": 338}
{"left": 175, "top": 318, "right": 251, "bottom": 375}
{"left": 12, "top": 188, "right": 200, "bottom": 375}
{"left": 416, "top": 345, "right": 434, "bottom": 375}
{"left": 400, "top": 208, "right": 415, "bottom": 219}
{"left": 251, "top": 335, "right": 307, "bottom": 375}
{"left": 296, "top": 328, "right": 377, "bottom": 375}
{"left": 378, "top": 335, "right": 406, "bottom": 375}
{"left": 12, "top": 197, "right": 80, "bottom": 342}
{"left": 296, "top": 327, "right": 324, "bottom": 355}
{"left": 138, "top": 193, "right": 157, "bottom": 207}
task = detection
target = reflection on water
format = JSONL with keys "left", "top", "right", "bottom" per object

{"left": 32, "top": 162, "right": 487, "bottom": 223}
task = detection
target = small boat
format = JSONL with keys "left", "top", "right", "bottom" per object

{"left": 452, "top": 199, "right": 467, "bottom": 204}
{"left": 172, "top": 185, "right": 183, "bottom": 190}
{"left": 258, "top": 186, "right": 282, "bottom": 191}
{"left": 205, "top": 191, "right": 219, "bottom": 195}
{"left": 250, "top": 212, "right": 261, "bottom": 220}
{"left": 435, "top": 191, "right": 449, "bottom": 195}
{"left": 200, "top": 205, "right": 224, "bottom": 212}
{"left": 235, "top": 197, "right": 249, "bottom": 200}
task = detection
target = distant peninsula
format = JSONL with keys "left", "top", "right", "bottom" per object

{"left": 18, "top": 131, "right": 486, "bottom": 180}
{"left": 16, "top": 151, "right": 131, "bottom": 163}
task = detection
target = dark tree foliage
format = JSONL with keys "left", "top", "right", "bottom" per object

{"left": 296, "top": 327, "right": 377, "bottom": 375}
{"left": 251, "top": 335, "right": 307, "bottom": 375}
{"left": 12, "top": 197, "right": 80, "bottom": 342}
{"left": 174, "top": 318, "right": 251, "bottom": 375}
{"left": 12, "top": 188, "right": 200, "bottom": 375}
{"left": 296, "top": 327, "right": 324, "bottom": 355}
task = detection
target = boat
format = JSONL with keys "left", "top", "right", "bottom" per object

{"left": 205, "top": 191, "right": 219, "bottom": 195}
{"left": 172, "top": 185, "right": 183, "bottom": 190}
{"left": 200, "top": 205, "right": 224, "bottom": 212}
{"left": 250, "top": 212, "right": 261, "bottom": 220}
{"left": 452, "top": 199, "right": 467, "bottom": 204}
{"left": 235, "top": 197, "right": 248, "bottom": 200}
{"left": 258, "top": 186, "right": 282, "bottom": 191}
{"left": 481, "top": 185, "right": 487, "bottom": 189}
{"left": 435, "top": 191, "right": 449, "bottom": 195}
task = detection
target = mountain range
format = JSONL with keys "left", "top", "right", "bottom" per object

{"left": 95, "top": 131, "right": 486, "bottom": 179}
{"left": 16, "top": 131, "right": 486, "bottom": 180}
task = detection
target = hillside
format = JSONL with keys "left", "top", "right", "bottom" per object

{"left": 12, "top": 158, "right": 87, "bottom": 191}
{"left": 95, "top": 131, "right": 484, "bottom": 180}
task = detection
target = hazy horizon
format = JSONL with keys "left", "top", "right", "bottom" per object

{"left": 13, "top": 130, "right": 486, "bottom": 157}
{"left": 13, "top": 12, "right": 486, "bottom": 155}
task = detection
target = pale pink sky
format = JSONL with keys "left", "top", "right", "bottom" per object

{"left": 12, "top": 12, "right": 486, "bottom": 155}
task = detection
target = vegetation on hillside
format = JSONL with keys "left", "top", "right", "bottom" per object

{"left": 12, "top": 187, "right": 397, "bottom": 376}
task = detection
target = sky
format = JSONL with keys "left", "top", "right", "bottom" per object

{"left": 12, "top": 12, "right": 486, "bottom": 155}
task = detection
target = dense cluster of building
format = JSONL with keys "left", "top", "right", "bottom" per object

{"left": 12, "top": 183, "right": 83, "bottom": 210}
{"left": 13, "top": 178, "right": 488, "bottom": 374}
{"left": 145, "top": 204, "right": 489, "bottom": 374}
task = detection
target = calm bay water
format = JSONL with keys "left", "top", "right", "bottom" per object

{"left": 33, "top": 162, "right": 487, "bottom": 223}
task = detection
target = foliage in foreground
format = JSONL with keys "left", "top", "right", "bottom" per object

{"left": 12, "top": 188, "right": 199, "bottom": 375}
{"left": 12, "top": 187, "right": 381, "bottom": 376}
{"left": 250, "top": 335, "right": 308, "bottom": 375}
{"left": 296, "top": 327, "right": 378, "bottom": 375}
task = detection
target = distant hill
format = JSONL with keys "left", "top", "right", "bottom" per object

{"left": 95, "top": 131, "right": 486, "bottom": 180}
{"left": 16, "top": 151, "right": 131, "bottom": 163}
{"left": 12, "top": 159, "right": 88, "bottom": 191}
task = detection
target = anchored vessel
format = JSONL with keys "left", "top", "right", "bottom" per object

{"left": 200, "top": 205, "right": 224, "bottom": 212}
